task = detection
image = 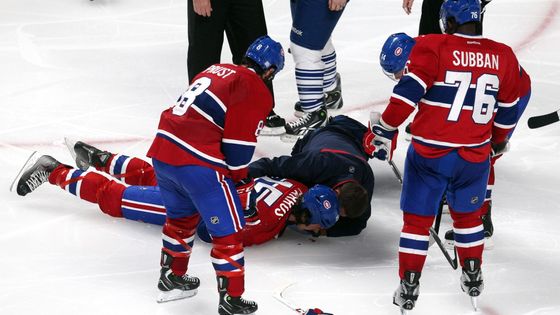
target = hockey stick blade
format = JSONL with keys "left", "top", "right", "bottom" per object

{"left": 429, "top": 227, "right": 458, "bottom": 270}
{"left": 273, "top": 283, "right": 307, "bottom": 315}
{"left": 527, "top": 110, "right": 560, "bottom": 129}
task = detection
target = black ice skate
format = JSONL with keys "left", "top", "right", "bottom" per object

{"left": 481, "top": 203, "right": 494, "bottom": 238}
{"left": 294, "top": 73, "right": 343, "bottom": 118}
{"left": 281, "top": 106, "right": 328, "bottom": 143}
{"left": 260, "top": 110, "right": 286, "bottom": 136}
{"left": 393, "top": 271, "right": 421, "bottom": 314}
{"left": 157, "top": 250, "right": 200, "bottom": 303}
{"left": 65, "top": 138, "right": 111, "bottom": 171}
{"left": 460, "top": 258, "right": 484, "bottom": 311}
{"left": 218, "top": 276, "right": 258, "bottom": 315}
{"left": 11, "top": 152, "right": 60, "bottom": 197}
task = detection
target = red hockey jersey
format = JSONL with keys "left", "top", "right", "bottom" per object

{"left": 147, "top": 64, "right": 273, "bottom": 182}
{"left": 243, "top": 177, "right": 308, "bottom": 246}
{"left": 381, "top": 34, "right": 521, "bottom": 163}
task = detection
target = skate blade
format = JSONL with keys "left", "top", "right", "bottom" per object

{"left": 10, "top": 151, "right": 39, "bottom": 193}
{"left": 470, "top": 296, "right": 479, "bottom": 311}
{"left": 280, "top": 133, "right": 301, "bottom": 143}
{"left": 259, "top": 126, "right": 285, "bottom": 136}
{"left": 400, "top": 308, "right": 409, "bottom": 315}
{"left": 63, "top": 137, "right": 78, "bottom": 162}
{"left": 156, "top": 288, "right": 198, "bottom": 303}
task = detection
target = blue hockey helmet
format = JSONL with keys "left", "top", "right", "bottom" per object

{"left": 439, "top": 0, "right": 481, "bottom": 33}
{"left": 301, "top": 185, "right": 340, "bottom": 229}
{"left": 379, "top": 33, "right": 416, "bottom": 81}
{"left": 244, "top": 36, "right": 285, "bottom": 77}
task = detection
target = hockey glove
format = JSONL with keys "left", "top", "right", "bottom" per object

{"left": 363, "top": 111, "right": 398, "bottom": 161}
{"left": 491, "top": 140, "right": 510, "bottom": 157}
{"left": 235, "top": 177, "right": 255, "bottom": 210}
{"left": 305, "top": 308, "right": 333, "bottom": 315}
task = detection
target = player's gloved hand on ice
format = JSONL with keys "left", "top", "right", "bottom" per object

{"left": 491, "top": 139, "right": 510, "bottom": 157}
{"left": 363, "top": 111, "right": 398, "bottom": 161}
{"left": 235, "top": 177, "right": 254, "bottom": 210}
{"left": 305, "top": 308, "right": 333, "bottom": 315}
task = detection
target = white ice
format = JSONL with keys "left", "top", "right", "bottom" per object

{"left": 1, "top": 0, "right": 560, "bottom": 314}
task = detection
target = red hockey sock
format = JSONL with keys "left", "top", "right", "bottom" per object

{"left": 161, "top": 215, "right": 200, "bottom": 276}
{"left": 450, "top": 208, "right": 484, "bottom": 268}
{"left": 398, "top": 212, "right": 434, "bottom": 279}
{"left": 212, "top": 232, "right": 245, "bottom": 297}
{"left": 103, "top": 155, "right": 157, "bottom": 186}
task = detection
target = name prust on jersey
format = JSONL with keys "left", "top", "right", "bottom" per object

{"left": 203, "top": 65, "right": 237, "bottom": 78}
{"left": 452, "top": 50, "right": 499, "bottom": 70}
{"left": 274, "top": 188, "right": 303, "bottom": 217}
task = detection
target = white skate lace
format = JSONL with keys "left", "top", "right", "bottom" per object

{"left": 25, "top": 170, "right": 49, "bottom": 191}
{"left": 288, "top": 112, "right": 313, "bottom": 129}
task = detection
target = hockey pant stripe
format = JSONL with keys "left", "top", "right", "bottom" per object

{"left": 217, "top": 173, "right": 243, "bottom": 233}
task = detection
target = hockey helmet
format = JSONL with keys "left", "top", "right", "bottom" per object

{"left": 301, "top": 185, "right": 340, "bottom": 229}
{"left": 379, "top": 33, "right": 416, "bottom": 81}
{"left": 439, "top": 0, "right": 481, "bottom": 33}
{"left": 245, "top": 36, "right": 285, "bottom": 77}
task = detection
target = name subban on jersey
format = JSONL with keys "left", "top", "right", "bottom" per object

{"left": 452, "top": 50, "right": 499, "bottom": 70}
{"left": 274, "top": 189, "right": 304, "bottom": 217}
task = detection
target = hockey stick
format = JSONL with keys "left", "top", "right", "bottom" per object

{"left": 388, "top": 160, "right": 403, "bottom": 184}
{"left": 429, "top": 227, "right": 458, "bottom": 270}
{"left": 273, "top": 283, "right": 333, "bottom": 315}
{"left": 527, "top": 109, "right": 560, "bottom": 129}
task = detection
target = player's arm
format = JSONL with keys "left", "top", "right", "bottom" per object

{"left": 326, "top": 216, "right": 367, "bottom": 237}
{"left": 249, "top": 152, "right": 334, "bottom": 186}
{"left": 381, "top": 39, "right": 438, "bottom": 128}
{"left": 222, "top": 80, "right": 268, "bottom": 183}
{"left": 492, "top": 48, "right": 521, "bottom": 144}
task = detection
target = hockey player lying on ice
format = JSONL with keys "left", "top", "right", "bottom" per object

{"left": 13, "top": 139, "right": 366, "bottom": 247}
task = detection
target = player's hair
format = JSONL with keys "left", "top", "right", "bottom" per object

{"left": 241, "top": 56, "right": 266, "bottom": 76}
{"left": 337, "top": 181, "right": 368, "bottom": 219}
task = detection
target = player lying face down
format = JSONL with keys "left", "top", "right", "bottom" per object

{"left": 12, "top": 141, "right": 352, "bottom": 248}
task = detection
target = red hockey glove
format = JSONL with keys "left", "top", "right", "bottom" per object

{"left": 305, "top": 308, "right": 333, "bottom": 315}
{"left": 363, "top": 111, "right": 399, "bottom": 161}
{"left": 235, "top": 177, "right": 254, "bottom": 210}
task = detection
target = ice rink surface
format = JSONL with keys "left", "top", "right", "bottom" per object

{"left": 1, "top": 0, "right": 560, "bottom": 314}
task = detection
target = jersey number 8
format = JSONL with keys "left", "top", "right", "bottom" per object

{"left": 172, "top": 77, "right": 212, "bottom": 116}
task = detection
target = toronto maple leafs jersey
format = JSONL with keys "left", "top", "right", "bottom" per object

{"left": 147, "top": 64, "right": 273, "bottom": 182}
{"left": 381, "top": 33, "right": 521, "bottom": 163}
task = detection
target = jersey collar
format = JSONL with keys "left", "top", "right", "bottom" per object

{"left": 453, "top": 33, "right": 484, "bottom": 39}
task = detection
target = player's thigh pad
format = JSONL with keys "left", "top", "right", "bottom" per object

{"left": 400, "top": 145, "right": 447, "bottom": 216}
{"left": 446, "top": 156, "right": 490, "bottom": 213}
{"left": 290, "top": 0, "right": 345, "bottom": 50}
{"left": 121, "top": 186, "right": 166, "bottom": 225}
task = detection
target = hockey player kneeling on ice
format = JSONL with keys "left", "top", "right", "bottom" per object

{"left": 250, "top": 115, "right": 374, "bottom": 237}
{"left": 366, "top": 0, "right": 525, "bottom": 312}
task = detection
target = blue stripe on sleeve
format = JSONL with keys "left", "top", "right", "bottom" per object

{"left": 393, "top": 76, "right": 427, "bottom": 105}
{"left": 193, "top": 91, "right": 226, "bottom": 128}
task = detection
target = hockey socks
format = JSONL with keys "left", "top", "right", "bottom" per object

{"left": 398, "top": 213, "right": 434, "bottom": 279}
{"left": 102, "top": 154, "right": 157, "bottom": 186}
{"left": 212, "top": 232, "right": 245, "bottom": 297}
{"left": 161, "top": 215, "right": 200, "bottom": 276}
{"left": 449, "top": 209, "right": 485, "bottom": 268}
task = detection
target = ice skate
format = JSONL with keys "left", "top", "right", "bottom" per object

{"left": 65, "top": 138, "right": 111, "bottom": 171}
{"left": 281, "top": 106, "right": 327, "bottom": 142}
{"left": 294, "top": 73, "right": 343, "bottom": 118}
{"left": 156, "top": 250, "right": 200, "bottom": 303}
{"left": 260, "top": 110, "right": 286, "bottom": 136}
{"left": 218, "top": 276, "right": 258, "bottom": 315}
{"left": 11, "top": 152, "right": 60, "bottom": 196}
{"left": 393, "top": 271, "right": 421, "bottom": 314}
{"left": 460, "top": 258, "right": 484, "bottom": 311}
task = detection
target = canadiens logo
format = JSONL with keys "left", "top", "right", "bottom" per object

{"left": 323, "top": 200, "right": 331, "bottom": 209}
{"left": 394, "top": 47, "right": 403, "bottom": 57}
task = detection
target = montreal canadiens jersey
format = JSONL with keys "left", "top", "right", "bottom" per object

{"left": 147, "top": 64, "right": 273, "bottom": 182}
{"left": 242, "top": 177, "right": 308, "bottom": 246}
{"left": 381, "top": 34, "right": 521, "bottom": 163}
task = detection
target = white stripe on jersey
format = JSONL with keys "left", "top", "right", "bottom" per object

{"left": 157, "top": 129, "right": 226, "bottom": 166}
{"left": 412, "top": 135, "right": 491, "bottom": 147}
{"left": 192, "top": 104, "right": 224, "bottom": 130}
{"left": 498, "top": 98, "right": 519, "bottom": 108}
{"left": 392, "top": 93, "right": 416, "bottom": 108}
{"left": 406, "top": 72, "right": 427, "bottom": 91}
{"left": 494, "top": 121, "right": 516, "bottom": 129}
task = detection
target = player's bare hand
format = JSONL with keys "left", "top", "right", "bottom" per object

{"left": 328, "top": 0, "right": 348, "bottom": 12}
{"left": 402, "top": 0, "right": 414, "bottom": 15}
{"left": 193, "top": 0, "right": 212, "bottom": 17}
